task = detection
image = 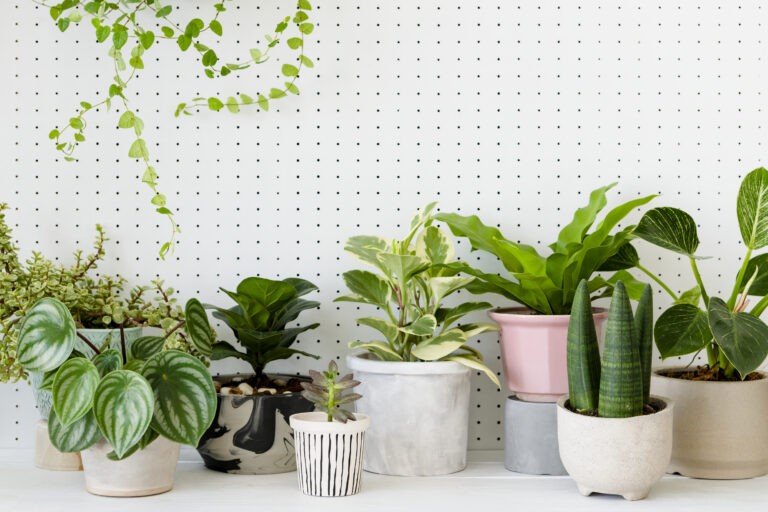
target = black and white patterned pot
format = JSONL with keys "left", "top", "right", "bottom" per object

{"left": 196, "top": 373, "right": 314, "bottom": 474}
{"left": 290, "top": 412, "right": 370, "bottom": 497}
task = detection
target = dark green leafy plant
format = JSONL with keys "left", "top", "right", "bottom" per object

{"left": 433, "top": 184, "right": 656, "bottom": 315}
{"left": 632, "top": 167, "right": 768, "bottom": 380}
{"left": 301, "top": 360, "right": 361, "bottom": 423}
{"left": 567, "top": 280, "right": 653, "bottom": 418}
{"left": 206, "top": 277, "right": 320, "bottom": 380}
{"left": 17, "top": 297, "right": 216, "bottom": 459}
{"left": 336, "top": 203, "right": 500, "bottom": 387}
{"left": 33, "top": 0, "right": 315, "bottom": 257}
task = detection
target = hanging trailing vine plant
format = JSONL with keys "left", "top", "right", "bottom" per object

{"left": 32, "top": 0, "right": 315, "bottom": 258}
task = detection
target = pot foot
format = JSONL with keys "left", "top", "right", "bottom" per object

{"left": 621, "top": 491, "right": 648, "bottom": 501}
{"left": 577, "top": 484, "right": 592, "bottom": 497}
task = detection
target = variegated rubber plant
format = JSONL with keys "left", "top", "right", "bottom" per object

{"left": 629, "top": 167, "right": 768, "bottom": 380}
{"left": 336, "top": 203, "right": 501, "bottom": 387}
{"left": 17, "top": 296, "right": 217, "bottom": 459}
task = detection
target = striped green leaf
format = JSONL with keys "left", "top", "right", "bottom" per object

{"left": 107, "top": 427, "right": 158, "bottom": 461}
{"left": 740, "top": 254, "right": 768, "bottom": 296}
{"left": 708, "top": 297, "right": 768, "bottom": 379}
{"left": 141, "top": 351, "right": 216, "bottom": 446}
{"left": 128, "top": 336, "right": 165, "bottom": 361}
{"left": 17, "top": 298, "right": 76, "bottom": 373}
{"left": 654, "top": 304, "right": 711, "bottom": 358}
{"left": 634, "top": 207, "right": 700, "bottom": 257}
{"left": 598, "top": 281, "right": 643, "bottom": 418}
{"left": 737, "top": 167, "right": 768, "bottom": 249}
{"left": 92, "top": 348, "right": 123, "bottom": 377}
{"left": 52, "top": 358, "right": 99, "bottom": 426}
{"left": 567, "top": 280, "right": 601, "bottom": 412}
{"left": 634, "top": 284, "right": 654, "bottom": 405}
{"left": 93, "top": 370, "right": 154, "bottom": 458}
{"left": 185, "top": 298, "right": 213, "bottom": 356}
{"left": 48, "top": 409, "right": 101, "bottom": 453}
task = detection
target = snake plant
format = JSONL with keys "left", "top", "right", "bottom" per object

{"left": 567, "top": 279, "right": 653, "bottom": 418}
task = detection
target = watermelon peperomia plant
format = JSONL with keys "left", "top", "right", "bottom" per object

{"left": 630, "top": 167, "right": 768, "bottom": 380}
{"left": 567, "top": 279, "right": 654, "bottom": 417}
{"left": 17, "top": 296, "right": 217, "bottom": 459}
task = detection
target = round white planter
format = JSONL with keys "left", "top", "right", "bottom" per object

{"left": 290, "top": 412, "right": 370, "bottom": 497}
{"left": 556, "top": 395, "right": 673, "bottom": 501}
{"left": 651, "top": 368, "right": 768, "bottom": 479}
{"left": 346, "top": 354, "right": 470, "bottom": 476}
{"left": 81, "top": 436, "right": 180, "bottom": 497}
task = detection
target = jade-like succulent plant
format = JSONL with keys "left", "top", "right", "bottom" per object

{"left": 567, "top": 279, "right": 653, "bottom": 418}
{"left": 301, "top": 360, "right": 361, "bottom": 423}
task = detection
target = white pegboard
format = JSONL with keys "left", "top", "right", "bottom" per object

{"left": 0, "top": 1, "right": 766, "bottom": 450}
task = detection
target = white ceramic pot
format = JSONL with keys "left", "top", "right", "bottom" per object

{"left": 556, "top": 395, "right": 673, "bottom": 501}
{"left": 651, "top": 368, "right": 768, "bottom": 479}
{"left": 346, "top": 354, "right": 470, "bottom": 476}
{"left": 290, "top": 412, "right": 370, "bottom": 497}
{"left": 81, "top": 436, "right": 180, "bottom": 497}
{"left": 33, "top": 420, "right": 82, "bottom": 471}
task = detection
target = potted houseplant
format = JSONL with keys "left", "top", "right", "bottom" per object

{"left": 195, "top": 276, "right": 321, "bottom": 474}
{"left": 631, "top": 167, "right": 768, "bottom": 479}
{"left": 337, "top": 202, "right": 500, "bottom": 476}
{"left": 16, "top": 296, "right": 217, "bottom": 497}
{"left": 557, "top": 280, "right": 673, "bottom": 500}
{"left": 0, "top": 204, "right": 191, "bottom": 470}
{"left": 433, "top": 185, "right": 656, "bottom": 476}
{"left": 290, "top": 360, "right": 370, "bottom": 497}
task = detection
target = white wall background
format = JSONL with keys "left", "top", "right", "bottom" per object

{"left": 0, "top": 0, "right": 765, "bottom": 450}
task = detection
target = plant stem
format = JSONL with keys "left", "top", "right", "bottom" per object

{"left": 120, "top": 324, "right": 127, "bottom": 363}
{"left": 706, "top": 343, "right": 717, "bottom": 368}
{"left": 751, "top": 294, "right": 768, "bottom": 317}
{"left": 76, "top": 332, "right": 101, "bottom": 356}
{"left": 728, "top": 247, "right": 753, "bottom": 309}
{"left": 637, "top": 264, "right": 678, "bottom": 300}
{"left": 327, "top": 381, "right": 335, "bottom": 422}
{"left": 164, "top": 320, "right": 186, "bottom": 339}
{"left": 689, "top": 257, "right": 710, "bottom": 307}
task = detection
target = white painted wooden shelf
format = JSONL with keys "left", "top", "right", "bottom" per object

{"left": 0, "top": 450, "right": 765, "bottom": 511}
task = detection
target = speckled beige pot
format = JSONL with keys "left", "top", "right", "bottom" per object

{"left": 651, "top": 368, "right": 768, "bottom": 479}
{"left": 557, "top": 396, "right": 673, "bottom": 501}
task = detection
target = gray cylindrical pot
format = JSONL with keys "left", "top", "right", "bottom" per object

{"left": 196, "top": 373, "right": 314, "bottom": 474}
{"left": 505, "top": 395, "right": 566, "bottom": 475}
{"left": 346, "top": 354, "right": 470, "bottom": 476}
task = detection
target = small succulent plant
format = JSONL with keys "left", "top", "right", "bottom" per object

{"left": 301, "top": 361, "right": 361, "bottom": 423}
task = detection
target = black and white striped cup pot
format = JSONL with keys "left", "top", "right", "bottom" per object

{"left": 290, "top": 412, "right": 370, "bottom": 497}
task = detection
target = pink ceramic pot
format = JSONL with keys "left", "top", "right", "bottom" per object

{"left": 489, "top": 307, "right": 608, "bottom": 402}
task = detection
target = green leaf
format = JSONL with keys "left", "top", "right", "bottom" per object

{"left": 69, "top": 117, "right": 83, "bottom": 130}
{"left": 118, "top": 110, "right": 135, "bottom": 128}
{"left": 416, "top": 226, "right": 455, "bottom": 266}
{"left": 299, "top": 22, "right": 314, "bottom": 34}
{"left": 96, "top": 25, "right": 111, "bottom": 42}
{"left": 139, "top": 31, "right": 155, "bottom": 49}
{"left": 654, "top": 304, "right": 711, "bottom": 358}
{"left": 17, "top": 298, "right": 76, "bottom": 373}
{"left": 225, "top": 97, "right": 239, "bottom": 114}
{"left": 209, "top": 20, "right": 223, "bottom": 36}
{"left": 400, "top": 314, "right": 437, "bottom": 336}
{"left": 48, "top": 409, "right": 101, "bottom": 453}
{"left": 107, "top": 427, "right": 158, "bottom": 461}
{"left": 74, "top": 133, "right": 85, "bottom": 142}
{"left": 177, "top": 34, "right": 192, "bottom": 51}
{"left": 210, "top": 341, "right": 248, "bottom": 361}
{"left": 293, "top": 11, "right": 309, "bottom": 23}
{"left": 344, "top": 235, "right": 390, "bottom": 270}
{"left": 285, "top": 82, "right": 299, "bottom": 95}
{"left": 436, "top": 302, "right": 492, "bottom": 327}
{"left": 287, "top": 37, "right": 303, "bottom": 49}
{"left": 337, "top": 270, "right": 391, "bottom": 307}
{"left": 377, "top": 253, "right": 430, "bottom": 281}
{"left": 445, "top": 354, "right": 500, "bottom": 388}
{"left": 185, "top": 18, "right": 204, "bottom": 38}
{"left": 257, "top": 94, "right": 269, "bottom": 111}
{"left": 202, "top": 49, "right": 218, "bottom": 67}
{"left": 456, "top": 322, "right": 498, "bottom": 339}
{"left": 282, "top": 64, "right": 299, "bottom": 77}
{"left": 635, "top": 285, "right": 654, "bottom": 405}
{"left": 357, "top": 317, "right": 399, "bottom": 344}
{"left": 348, "top": 341, "right": 402, "bottom": 361}
{"left": 708, "top": 297, "right": 768, "bottom": 378}
{"left": 208, "top": 97, "right": 224, "bottom": 111}
{"left": 567, "top": 280, "right": 601, "bottom": 412}
{"left": 112, "top": 28, "right": 128, "bottom": 49}
{"left": 634, "top": 207, "right": 700, "bottom": 257}
{"left": 299, "top": 55, "right": 314, "bottom": 68}
{"left": 92, "top": 348, "right": 123, "bottom": 377}
{"left": 597, "top": 242, "right": 639, "bottom": 271}
{"left": 429, "top": 276, "right": 474, "bottom": 306}
{"left": 675, "top": 286, "right": 702, "bottom": 306}
{"left": 554, "top": 184, "right": 615, "bottom": 253}
{"left": 411, "top": 329, "right": 466, "bottom": 361}
{"left": 150, "top": 194, "right": 166, "bottom": 207}
{"left": 220, "top": 66, "right": 231, "bottom": 76}
{"left": 58, "top": 18, "right": 70, "bottom": 32}
{"left": 740, "top": 253, "right": 768, "bottom": 296}
{"left": 48, "top": 129, "right": 59, "bottom": 140}
{"left": 249, "top": 48, "right": 262, "bottom": 61}
{"left": 93, "top": 370, "right": 154, "bottom": 459}
{"left": 737, "top": 167, "right": 768, "bottom": 249}
{"left": 53, "top": 358, "right": 99, "bottom": 426}
{"left": 161, "top": 26, "right": 174, "bottom": 38}
{"left": 128, "top": 139, "right": 149, "bottom": 160}
{"left": 269, "top": 88, "right": 287, "bottom": 99}
{"left": 142, "top": 351, "right": 216, "bottom": 446}
{"left": 185, "top": 299, "right": 213, "bottom": 356}
{"left": 129, "top": 56, "right": 144, "bottom": 69}
{"left": 240, "top": 93, "right": 254, "bottom": 105}
{"left": 124, "top": 359, "right": 145, "bottom": 373}
{"left": 155, "top": 5, "right": 172, "bottom": 17}
{"left": 298, "top": 0, "right": 312, "bottom": 10}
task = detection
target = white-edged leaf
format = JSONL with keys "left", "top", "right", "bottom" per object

{"left": 348, "top": 341, "right": 402, "bottom": 361}
{"left": 411, "top": 329, "right": 466, "bottom": 361}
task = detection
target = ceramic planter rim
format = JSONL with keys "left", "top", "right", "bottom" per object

{"left": 212, "top": 372, "right": 309, "bottom": 398}
{"left": 290, "top": 411, "right": 371, "bottom": 434}
{"left": 652, "top": 367, "right": 768, "bottom": 385}
{"left": 556, "top": 394, "right": 675, "bottom": 421}
{"left": 77, "top": 326, "right": 144, "bottom": 332}
{"left": 488, "top": 307, "right": 608, "bottom": 322}
{"left": 346, "top": 353, "right": 470, "bottom": 375}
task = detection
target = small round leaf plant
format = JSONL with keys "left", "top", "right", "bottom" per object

{"left": 630, "top": 167, "right": 768, "bottom": 380}
{"left": 566, "top": 279, "right": 655, "bottom": 417}
{"left": 336, "top": 203, "right": 501, "bottom": 387}
{"left": 17, "top": 296, "right": 217, "bottom": 459}
{"left": 301, "top": 360, "right": 361, "bottom": 423}
{"left": 33, "top": 0, "right": 316, "bottom": 258}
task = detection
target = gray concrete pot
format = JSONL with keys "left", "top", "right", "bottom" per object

{"left": 505, "top": 395, "right": 566, "bottom": 475}
{"left": 346, "top": 354, "right": 470, "bottom": 476}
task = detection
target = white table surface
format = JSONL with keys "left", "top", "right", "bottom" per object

{"left": 0, "top": 449, "right": 765, "bottom": 511}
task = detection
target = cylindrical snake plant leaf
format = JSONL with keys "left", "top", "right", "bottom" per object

{"left": 598, "top": 280, "right": 643, "bottom": 418}
{"left": 634, "top": 284, "right": 653, "bottom": 405}
{"left": 566, "top": 279, "right": 601, "bottom": 412}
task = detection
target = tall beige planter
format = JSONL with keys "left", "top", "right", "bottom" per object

{"left": 651, "top": 368, "right": 768, "bottom": 479}
{"left": 557, "top": 396, "right": 673, "bottom": 501}
{"left": 33, "top": 420, "right": 82, "bottom": 471}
